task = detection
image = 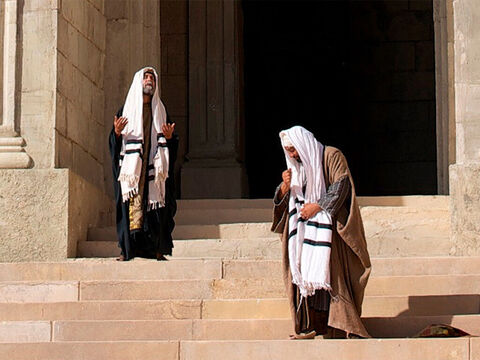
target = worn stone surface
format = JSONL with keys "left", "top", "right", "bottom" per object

{"left": 0, "top": 321, "right": 51, "bottom": 343}
{"left": 0, "top": 342, "right": 179, "bottom": 360}
{"left": 0, "top": 169, "right": 69, "bottom": 261}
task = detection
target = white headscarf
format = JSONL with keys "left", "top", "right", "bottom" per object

{"left": 118, "top": 67, "right": 169, "bottom": 209}
{"left": 279, "top": 126, "right": 333, "bottom": 298}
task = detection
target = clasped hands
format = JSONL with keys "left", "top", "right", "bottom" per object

{"left": 114, "top": 116, "right": 175, "bottom": 140}
{"left": 280, "top": 169, "right": 321, "bottom": 220}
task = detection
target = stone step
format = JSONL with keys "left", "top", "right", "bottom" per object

{"left": 203, "top": 294, "right": 480, "bottom": 319}
{"left": 2, "top": 256, "right": 479, "bottom": 282}
{"left": 2, "top": 275, "right": 479, "bottom": 303}
{"left": 1, "top": 315, "right": 478, "bottom": 343}
{"left": 179, "top": 338, "right": 472, "bottom": 360}
{"left": 0, "top": 292, "right": 477, "bottom": 321}
{"left": 0, "top": 259, "right": 222, "bottom": 281}
{"left": 0, "top": 337, "right": 474, "bottom": 360}
{"left": 0, "top": 341, "right": 179, "bottom": 360}
{"left": 175, "top": 196, "right": 448, "bottom": 210}
{"left": 89, "top": 205, "right": 449, "bottom": 241}
{"left": 79, "top": 232, "right": 452, "bottom": 258}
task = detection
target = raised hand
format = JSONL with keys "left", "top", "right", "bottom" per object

{"left": 114, "top": 116, "right": 128, "bottom": 137}
{"left": 280, "top": 169, "right": 292, "bottom": 197}
{"left": 162, "top": 123, "right": 175, "bottom": 140}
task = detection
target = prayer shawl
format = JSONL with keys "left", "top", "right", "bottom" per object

{"left": 272, "top": 146, "right": 371, "bottom": 338}
{"left": 280, "top": 126, "right": 333, "bottom": 298}
{"left": 118, "top": 67, "right": 169, "bottom": 209}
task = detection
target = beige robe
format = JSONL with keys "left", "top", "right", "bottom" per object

{"left": 272, "top": 146, "right": 371, "bottom": 338}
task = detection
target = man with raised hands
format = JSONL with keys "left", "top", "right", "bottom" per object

{"left": 109, "top": 67, "right": 178, "bottom": 261}
{"left": 272, "top": 126, "right": 371, "bottom": 339}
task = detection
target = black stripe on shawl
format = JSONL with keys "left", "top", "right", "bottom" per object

{"left": 288, "top": 228, "right": 297, "bottom": 240}
{"left": 147, "top": 164, "right": 154, "bottom": 171}
{"left": 157, "top": 133, "right": 165, "bottom": 139}
{"left": 125, "top": 149, "right": 142, "bottom": 155}
{"left": 298, "top": 217, "right": 307, "bottom": 223}
{"left": 306, "top": 221, "right": 333, "bottom": 230}
{"left": 126, "top": 139, "right": 143, "bottom": 144}
{"left": 289, "top": 208, "right": 297, "bottom": 218}
{"left": 295, "top": 198, "right": 304, "bottom": 205}
{"left": 148, "top": 175, "right": 155, "bottom": 181}
{"left": 303, "top": 239, "right": 331, "bottom": 247}
{"left": 158, "top": 143, "right": 168, "bottom": 148}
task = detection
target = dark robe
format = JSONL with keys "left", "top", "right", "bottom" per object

{"left": 109, "top": 106, "right": 178, "bottom": 260}
{"left": 272, "top": 146, "right": 371, "bottom": 338}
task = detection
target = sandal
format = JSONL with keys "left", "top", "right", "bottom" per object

{"left": 289, "top": 330, "right": 316, "bottom": 340}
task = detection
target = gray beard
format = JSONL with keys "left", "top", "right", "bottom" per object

{"left": 143, "top": 85, "right": 154, "bottom": 96}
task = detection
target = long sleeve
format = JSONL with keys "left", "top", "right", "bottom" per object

{"left": 318, "top": 175, "right": 350, "bottom": 217}
{"left": 271, "top": 183, "right": 289, "bottom": 234}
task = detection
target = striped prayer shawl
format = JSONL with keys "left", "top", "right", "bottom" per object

{"left": 280, "top": 126, "right": 333, "bottom": 298}
{"left": 118, "top": 67, "right": 169, "bottom": 209}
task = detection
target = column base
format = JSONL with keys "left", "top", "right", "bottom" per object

{"left": 450, "top": 163, "right": 480, "bottom": 255}
{"left": 0, "top": 137, "right": 32, "bottom": 169}
{"left": 181, "top": 160, "right": 248, "bottom": 199}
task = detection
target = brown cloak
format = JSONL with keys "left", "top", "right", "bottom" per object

{"left": 272, "top": 146, "right": 371, "bottom": 338}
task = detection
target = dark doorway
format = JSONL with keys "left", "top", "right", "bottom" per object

{"left": 242, "top": 0, "right": 437, "bottom": 197}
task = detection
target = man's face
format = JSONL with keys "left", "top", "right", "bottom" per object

{"left": 143, "top": 72, "right": 156, "bottom": 96}
{"left": 285, "top": 146, "right": 300, "bottom": 162}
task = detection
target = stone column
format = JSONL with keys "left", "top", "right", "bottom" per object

{"left": 0, "top": 0, "right": 31, "bottom": 169}
{"left": 181, "top": 0, "right": 247, "bottom": 198}
{"left": 450, "top": 0, "right": 480, "bottom": 254}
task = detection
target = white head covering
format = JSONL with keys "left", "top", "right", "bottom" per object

{"left": 279, "top": 126, "right": 332, "bottom": 298}
{"left": 118, "top": 67, "right": 169, "bottom": 209}
{"left": 279, "top": 126, "right": 327, "bottom": 203}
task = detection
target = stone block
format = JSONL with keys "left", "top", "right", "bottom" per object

{"left": 87, "top": 0, "right": 104, "bottom": 14}
{"left": 104, "top": 0, "right": 128, "bottom": 20}
{"left": 375, "top": 72, "right": 435, "bottom": 102}
{"left": 0, "top": 300, "right": 202, "bottom": 321}
{"left": 86, "top": 1, "right": 106, "bottom": 50}
{"left": 0, "top": 342, "right": 179, "bottom": 360}
{"left": 61, "top": 0, "right": 88, "bottom": 36}
{"left": 0, "top": 170, "right": 70, "bottom": 261}
{"left": 55, "top": 92, "right": 67, "bottom": 136}
{"left": 24, "top": 0, "right": 60, "bottom": 12}
{"left": 0, "top": 321, "right": 51, "bottom": 343}
{"left": 87, "top": 43, "right": 105, "bottom": 87}
{"left": 450, "top": 163, "right": 480, "bottom": 255}
{"left": 55, "top": 132, "right": 73, "bottom": 168}
{"left": 0, "top": 282, "right": 78, "bottom": 302}
{"left": 454, "top": 0, "right": 480, "bottom": 85}
{"left": 53, "top": 320, "right": 193, "bottom": 341}
{"left": 91, "top": 86, "right": 105, "bottom": 126}
{"left": 80, "top": 280, "right": 214, "bottom": 300}
{"left": 66, "top": 100, "right": 89, "bottom": 149}
{"left": 180, "top": 339, "right": 469, "bottom": 360}
{"left": 87, "top": 120, "right": 103, "bottom": 161}
{"left": 72, "top": 143, "right": 103, "bottom": 190}
{"left": 192, "top": 319, "right": 291, "bottom": 340}
{"left": 202, "top": 299, "right": 289, "bottom": 320}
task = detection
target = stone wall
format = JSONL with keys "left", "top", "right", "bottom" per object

{"left": 56, "top": 0, "right": 106, "bottom": 191}
{"left": 450, "top": 0, "right": 480, "bottom": 255}
{"left": 103, "top": 0, "right": 161, "bottom": 199}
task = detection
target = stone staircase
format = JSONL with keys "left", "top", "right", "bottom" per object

{"left": 3, "top": 196, "right": 480, "bottom": 359}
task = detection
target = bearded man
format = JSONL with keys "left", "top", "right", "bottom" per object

{"left": 271, "top": 126, "right": 371, "bottom": 339}
{"left": 109, "top": 67, "right": 178, "bottom": 261}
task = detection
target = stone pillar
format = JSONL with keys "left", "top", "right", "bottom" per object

{"left": 181, "top": 0, "right": 247, "bottom": 198}
{"left": 434, "top": 0, "right": 455, "bottom": 195}
{"left": 0, "top": 0, "right": 31, "bottom": 169}
{"left": 450, "top": 0, "right": 480, "bottom": 255}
